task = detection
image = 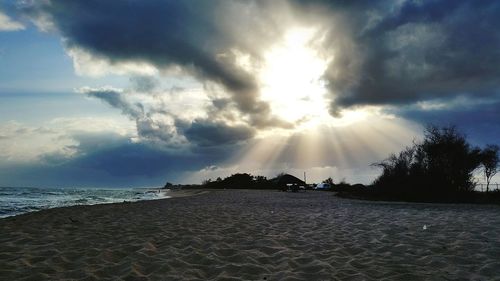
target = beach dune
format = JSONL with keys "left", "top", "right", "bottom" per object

{"left": 1, "top": 189, "right": 500, "bottom": 280}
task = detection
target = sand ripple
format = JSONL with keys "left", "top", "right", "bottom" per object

{"left": 1, "top": 190, "right": 500, "bottom": 280}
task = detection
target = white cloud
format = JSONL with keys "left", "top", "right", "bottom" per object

{"left": 0, "top": 121, "right": 72, "bottom": 162}
{"left": 0, "top": 11, "right": 25, "bottom": 31}
{"left": 0, "top": 118, "right": 134, "bottom": 163}
{"left": 67, "top": 47, "right": 158, "bottom": 77}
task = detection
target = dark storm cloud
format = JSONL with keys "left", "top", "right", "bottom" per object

{"left": 393, "top": 100, "right": 500, "bottom": 146}
{"left": 0, "top": 132, "right": 242, "bottom": 187}
{"left": 67, "top": 134, "right": 191, "bottom": 178}
{"left": 82, "top": 87, "right": 257, "bottom": 147}
{"left": 64, "top": 132, "right": 243, "bottom": 183}
{"left": 181, "top": 119, "right": 256, "bottom": 147}
{"left": 21, "top": 0, "right": 500, "bottom": 119}
{"left": 22, "top": 0, "right": 286, "bottom": 127}
{"left": 81, "top": 87, "right": 178, "bottom": 145}
{"left": 312, "top": 0, "right": 500, "bottom": 112}
{"left": 83, "top": 87, "right": 143, "bottom": 119}
{"left": 135, "top": 118, "right": 177, "bottom": 144}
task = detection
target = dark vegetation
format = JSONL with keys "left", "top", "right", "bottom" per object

{"left": 200, "top": 173, "right": 306, "bottom": 191}
{"left": 337, "top": 125, "right": 500, "bottom": 203}
{"left": 162, "top": 182, "right": 200, "bottom": 189}
{"left": 482, "top": 144, "right": 500, "bottom": 192}
{"left": 202, "top": 173, "right": 273, "bottom": 189}
{"left": 165, "top": 172, "right": 366, "bottom": 193}
{"left": 164, "top": 125, "right": 499, "bottom": 204}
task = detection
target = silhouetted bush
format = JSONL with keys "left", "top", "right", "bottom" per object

{"left": 372, "top": 125, "right": 491, "bottom": 201}
{"left": 202, "top": 173, "right": 276, "bottom": 189}
{"left": 330, "top": 182, "right": 366, "bottom": 192}
{"left": 201, "top": 173, "right": 307, "bottom": 190}
{"left": 481, "top": 144, "right": 499, "bottom": 192}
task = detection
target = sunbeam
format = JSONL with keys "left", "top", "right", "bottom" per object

{"left": 187, "top": 113, "right": 422, "bottom": 184}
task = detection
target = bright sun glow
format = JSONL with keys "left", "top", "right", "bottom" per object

{"left": 188, "top": 28, "right": 423, "bottom": 184}
{"left": 258, "top": 28, "right": 370, "bottom": 129}
{"left": 259, "top": 28, "right": 332, "bottom": 128}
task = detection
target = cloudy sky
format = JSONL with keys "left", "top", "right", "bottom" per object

{"left": 1, "top": 0, "right": 499, "bottom": 187}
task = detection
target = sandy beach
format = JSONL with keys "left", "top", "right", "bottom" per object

{"left": 1, "top": 189, "right": 500, "bottom": 280}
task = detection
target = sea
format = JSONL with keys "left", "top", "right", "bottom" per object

{"left": 0, "top": 186, "right": 170, "bottom": 218}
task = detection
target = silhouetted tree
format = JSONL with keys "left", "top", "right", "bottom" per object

{"left": 416, "top": 125, "right": 482, "bottom": 192}
{"left": 372, "top": 146, "right": 416, "bottom": 193}
{"left": 254, "top": 175, "right": 268, "bottom": 185}
{"left": 323, "top": 177, "right": 334, "bottom": 185}
{"left": 481, "top": 144, "right": 499, "bottom": 192}
{"left": 373, "top": 125, "right": 484, "bottom": 199}
{"left": 202, "top": 173, "right": 274, "bottom": 189}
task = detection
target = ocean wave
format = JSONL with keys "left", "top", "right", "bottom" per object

{"left": 0, "top": 187, "right": 167, "bottom": 218}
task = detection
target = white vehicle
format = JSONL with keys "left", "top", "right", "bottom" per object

{"left": 314, "top": 183, "right": 331, "bottom": 190}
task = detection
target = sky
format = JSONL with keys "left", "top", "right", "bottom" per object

{"left": 0, "top": 0, "right": 499, "bottom": 188}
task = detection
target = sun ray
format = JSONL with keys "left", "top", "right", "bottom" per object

{"left": 185, "top": 26, "right": 426, "bottom": 184}
{"left": 228, "top": 134, "right": 290, "bottom": 173}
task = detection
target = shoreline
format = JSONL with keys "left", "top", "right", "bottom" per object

{"left": 2, "top": 189, "right": 500, "bottom": 280}
{"left": 0, "top": 188, "right": 210, "bottom": 221}
{"left": 161, "top": 188, "right": 211, "bottom": 199}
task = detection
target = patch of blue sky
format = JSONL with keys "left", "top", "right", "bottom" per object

{"left": 0, "top": 25, "right": 128, "bottom": 94}
{"left": 0, "top": 92, "right": 128, "bottom": 125}
{"left": 0, "top": 25, "right": 131, "bottom": 125}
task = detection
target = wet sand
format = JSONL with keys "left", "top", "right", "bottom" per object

{"left": 1, "top": 189, "right": 500, "bottom": 280}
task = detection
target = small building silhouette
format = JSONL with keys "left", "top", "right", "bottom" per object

{"left": 272, "top": 174, "right": 306, "bottom": 192}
